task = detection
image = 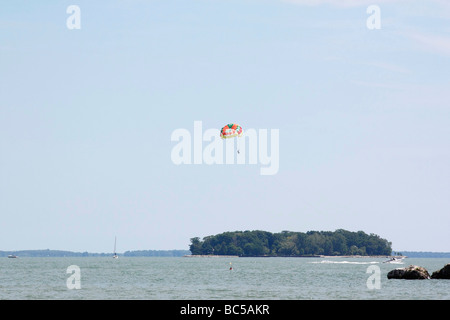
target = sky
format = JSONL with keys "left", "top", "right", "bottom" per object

{"left": 1, "top": 0, "right": 449, "bottom": 253}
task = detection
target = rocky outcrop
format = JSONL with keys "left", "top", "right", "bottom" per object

{"left": 387, "top": 265, "right": 430, "bottom": 280}
{"left": 431, "top": 263, "right": 450, "bottom": 279}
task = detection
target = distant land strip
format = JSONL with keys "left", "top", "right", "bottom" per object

{"left": 1, "top": 249, "right": 449, "bottom": 258}
{"left": 399, "top": 251, "right": 450, "bottom": 258}
{"left": 0, "top": 249, "right": 190, "bottom": 257}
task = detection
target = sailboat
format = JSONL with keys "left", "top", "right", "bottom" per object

{"left": 113, "top": 236, "right": 118, "bottom": 259}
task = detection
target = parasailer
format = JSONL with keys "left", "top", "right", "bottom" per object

{"left": 220, "top": 123, "right": 243, "bottom": 154}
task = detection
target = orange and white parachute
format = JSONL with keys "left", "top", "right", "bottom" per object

{"left": 220, "top": 123, "right": 243, "bottom": 139}
{"left": 220, "top": 123, "right": 243, "bottom": 154}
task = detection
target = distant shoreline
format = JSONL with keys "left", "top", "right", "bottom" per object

{"left": 2, "top": 250, "right": 449, "bottom": 258}
{"left": 0, "top": 249, "right": 190, "bottom": 258}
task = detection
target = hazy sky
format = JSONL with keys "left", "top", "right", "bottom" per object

{"left": 1, "top": 0, "right": 449, "bottom": 253}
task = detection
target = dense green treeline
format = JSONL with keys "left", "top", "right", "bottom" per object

{"left": 189, "top": 229, "right": 392, "bottom": 257}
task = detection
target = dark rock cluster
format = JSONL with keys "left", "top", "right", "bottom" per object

{"left": 431, "top": 263, "right": 450, "bottom": 279}
{"left": 387, "top": 263, "right": 450, "bottom": 280}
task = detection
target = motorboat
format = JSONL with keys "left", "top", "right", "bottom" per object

{"left": 383, "top": 257, "right": 404, "bottom": 264}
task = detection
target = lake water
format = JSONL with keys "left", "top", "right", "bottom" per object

{"left": 0, "top": 256, "right": 448, "bottom": 300}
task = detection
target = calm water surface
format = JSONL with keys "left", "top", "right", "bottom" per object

{"left": 0, "top": 257, "right": 448, "bottom": 299}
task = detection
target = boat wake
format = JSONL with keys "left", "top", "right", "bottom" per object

{"left": 311, "top": 260, "right": 380, "bottom": 265}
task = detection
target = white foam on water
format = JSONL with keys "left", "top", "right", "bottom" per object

{"left": 310, "top": 260, "right": 380, "bottom": 265}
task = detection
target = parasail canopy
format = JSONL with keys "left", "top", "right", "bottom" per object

{"left": 220, "top": 123, "right": 243, "bottom": 139}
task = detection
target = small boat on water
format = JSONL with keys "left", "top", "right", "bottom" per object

{"left": 383, "top": 257, "right": 404, "bottom": 264}
{"left": 7, "top": 255, "right": 18, "bottom": 258}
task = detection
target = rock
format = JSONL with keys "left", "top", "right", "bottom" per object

{"left": 387, "top": 265, "right": 430, "bottom": 280}
{"left": 431, "top": 263, "right": 450, "bottom": 279}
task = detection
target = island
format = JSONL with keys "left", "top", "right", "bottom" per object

{"left": 188, "top": 229, "right": 392, "bottom": 257}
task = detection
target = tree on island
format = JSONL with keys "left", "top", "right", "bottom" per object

{"left": 189, "top": 229, "right": 392, "bottom": 257}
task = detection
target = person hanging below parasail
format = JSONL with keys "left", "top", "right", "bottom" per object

{"left": 220, "top": 123, "right": 243, "bottom": 154}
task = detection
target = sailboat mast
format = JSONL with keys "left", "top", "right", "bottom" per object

{"left": 113, "top": 236, "right": 118, "bottom": 258}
